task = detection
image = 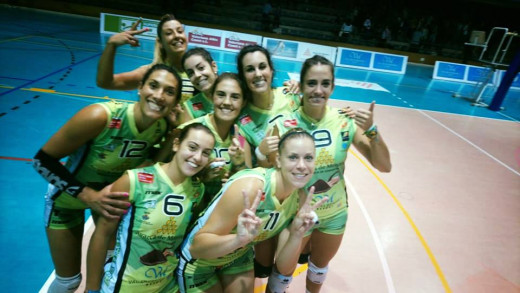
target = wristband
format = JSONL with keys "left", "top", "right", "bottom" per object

{"left": 363, "top": 125, "right": 378, "bottom": 140}
{"left": 255, "top": 146, "right": 267, "bottom": 161}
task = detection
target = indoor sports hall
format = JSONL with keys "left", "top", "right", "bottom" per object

{"left": 0, "top": 4, "right": 518, "bottom": 292}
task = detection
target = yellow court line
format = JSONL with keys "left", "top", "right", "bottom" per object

{"left": 1, "top": 85, "right": 133, "bottom": 103}
{"left": 27, "top": 88, "right": 56, "bottom": 93}
{"left": 19, "top": 87, "right": 132, "bottom": 102}
{"left": 0, "top": 35, "right": 31, "bottom": 44}
{"left": 349, "top": 149, "right": 452, "bottom": 292}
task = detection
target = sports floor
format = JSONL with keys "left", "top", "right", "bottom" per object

{"left": 0, "top": 5, "right": 519, "bottom": 292}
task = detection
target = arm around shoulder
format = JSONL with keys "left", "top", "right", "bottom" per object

{"left": 85, "top": 174, "right": 130, "bottom": 290}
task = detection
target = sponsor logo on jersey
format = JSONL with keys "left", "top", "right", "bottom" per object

{"left": 283, "top": 119, "right": 298, "bottom": 127}
{"left": 109, "top": 117, "right": 122, "bottom": 129}
{"left": 341, "top": 131, "right": 350, "bottom": 141}
{"left": 145, "top": 190, "right": 161, "bottom": 195}
{"left": 192, "top": 102, "right": 203, "bottom": 111}
{"left": 239, "top": 115, "right": 252, "bottom": 125}
{"left": 138, "top": 172, "right": 154, "bottom": 183}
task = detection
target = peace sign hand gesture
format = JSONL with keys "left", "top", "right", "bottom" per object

{"left": 108, "top": 18, "right": 149, "bottom": 47}
{"left": 229, "top": 125, "right": 245, "bottom": 166}
{"left": 236, "top": 189, "right": 263, "bottom": 247}
{"left": 290, "top": 187, "right": 328, "bottom": 238}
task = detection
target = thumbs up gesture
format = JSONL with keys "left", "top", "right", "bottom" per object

{"left": 257, "top": 125, "right": 280, "bottom": 160}
{"left": 353, "top": 101, "right": 376, "bottom": 131}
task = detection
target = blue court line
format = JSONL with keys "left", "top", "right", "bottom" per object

{"left": 0, "top": 52, "right": 101, "bottom": 97}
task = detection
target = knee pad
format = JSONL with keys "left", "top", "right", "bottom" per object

{"left": 267, "top": 269, "right": 293, "bottom": 293}
{"left": 298, "top": 253, "right": 310, "bottom": 264}
{"left": 48, "top": 273, "right": 82, "bottom": 293}
{"left": 254, "top": 258, "right": 273, "bottom": 278}
{"left": 307, "top": 260, "right": 328, "bottom": 284}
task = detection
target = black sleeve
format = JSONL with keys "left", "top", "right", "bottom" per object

{"left": 33, "top": 149, "right": 85, "bottom": 197}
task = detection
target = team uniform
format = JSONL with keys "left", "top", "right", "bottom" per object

{"left": 101, "top": 163, "right": 204, "bottom": 292}
{"left": 182, "top": 92, "right": 213, "bottom": 121}
{"left": 44, "top": 101, "right": 167, "bottom": 229}
{"left": 237, "top": 87, "right": 300, "bottom": 148}
{"left": 176, "top": 167, "right": 301, "bottom": 293}
{"left": 178, "top": 114, "right": 246, "bottom": 201}
{"left": 274, "top": 106, "right": 357, "bottom": 235}
{"left": 178, "top": 71, "right": 196, "bottom": 104}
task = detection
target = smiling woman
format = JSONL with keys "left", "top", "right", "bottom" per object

{"left": 177, "top": 72, "right": 252, "bottom": 209}
{"left": 32, "top": 63, "right": 182, "bottom": 293}
{"left": 96, "top": 14, "right": 195, "bottom": 103}
{"left": 86, "top": 123, "right": 216, "bottom": 292}
{"left": 235, "top": 45, "right": 301, "bottom": 167}
{"left": 177, "top": 47, "right": 220, "bottom": 124}
{"left": 175, "top": 128, "right": 325, "bottom": 293}
{"left": 266, "top": 55, "right": 392, "bottom": 293}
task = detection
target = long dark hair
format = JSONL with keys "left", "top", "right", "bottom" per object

{"left": 140, "top": 64, "right": 182, "bottom": 105}
{"left": 300, "top": 55, "right": 335, "bottom": 87}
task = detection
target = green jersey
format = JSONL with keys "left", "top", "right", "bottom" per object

{"left": 179, "top": 71, "right": 195, "bottom": 104}
{"left": 178, "top": 114, "right": 246, "bottom": 199}
{"left": 274, "top": 106, "right": 357, "bottom": 220}
{"left": 53, "top": 101, "right": 167, "bottom": 209}
{"left": 237, "top": 87, "right": 300, "bottom": 147}
{"left": 180, "top": 167, "right": 300, "bottom": 267}
{"left": 102, "top": 163, "right": 204, "bottom": 292}
{"left": 182, "top": 92, "right": 213, "bottom": 121}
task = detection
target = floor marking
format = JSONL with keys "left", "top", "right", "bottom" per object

{"left": 17, "top": 39, "right": 99, "bottom": 52}
{"left": 0, "top": 156, "right": 32, "bottom": 161}
{"left": 0, "top": 53, "right": 101, "bottom": 97}
{"left": 497, "top": 111, "right": 520, "bottom": 122}
{"left": 350, "top": 150, "right": 452, "bottom": 292}
{"left": 346, "top": 177, "right": 396, "bottom": 293}
{"left": 0, "top": 85, "right": 132, "bottom": 103}
{"left": 418, "top": 110, "right": 520, "bottom": 176}
{"left": 0, "top": 35, "right": 30, "bottom": 43}
{"left": 28, "top": 88, "right": 56, "bottom": 93}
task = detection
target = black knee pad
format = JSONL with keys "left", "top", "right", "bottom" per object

{"left": 298, "top": 253, "right": 310, "bottom": 264}
{"left": 254, "top": 258, "right": 273, "bottom": 278}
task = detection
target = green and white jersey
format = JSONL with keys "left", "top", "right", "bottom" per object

{"left": 53, "top": 101, "right": 167, "bottom": 209}
{"left": 178, "top": 114, "right": 246, "bottom": 199}
{"left": 102, "top": 163, "right": 204, "bottom": 293}
{"left": 179, "top": 71, "right": 196, "bottom": 104}
{"left": 237, "top": 87, "right": 300, "bottom": 147}
{"left": 182, "top": 92, "right": 213, "bottom": 121}
{"left": 180, "top": 167, "right": 300, "bottom": 267}
{"left": 274, "top": 106, "right": 357, "bottom": 220}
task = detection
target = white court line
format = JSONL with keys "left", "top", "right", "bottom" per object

{"left": 497, "top": 110, "right": 520, "bottom": 122}
{"left": 418, "top": 109, "right": 520, "bottom": 176}
{"left": 39, "top": 216, "right": 94, "bottom": 293}
{"left": 345, "top": 177, "right": 396, "bottom": 293}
